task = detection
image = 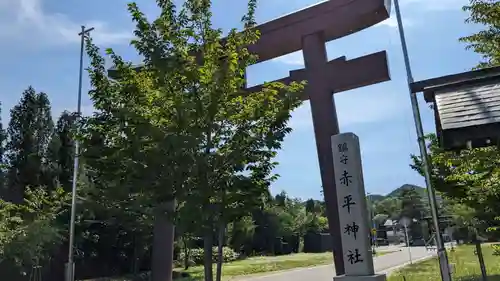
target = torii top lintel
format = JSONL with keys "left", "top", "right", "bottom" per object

{"left": 249, "top": 0, "right": 391, "bottom": 63}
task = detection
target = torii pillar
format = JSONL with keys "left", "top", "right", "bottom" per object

{"left": 245, "top": 0, "right": 392, "bottom": 275}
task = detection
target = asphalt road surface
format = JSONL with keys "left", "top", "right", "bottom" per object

{"left": 237, "top": 246, "right": 435, "bottom": 281}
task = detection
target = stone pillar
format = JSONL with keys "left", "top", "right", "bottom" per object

{"left": 332, "top": 133, "right": 386, "bottom": 281}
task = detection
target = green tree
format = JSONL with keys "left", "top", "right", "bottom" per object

{"left": 0, "top": 186, "right": 70, "bottom": 275}
{"left": 0, "top": 103, "right": 6, "bottom": 192}
{"left": 373, "top": 197, "right": 401, "bottom": 220}
{"left": 82, "top": 1, "right": 303, "bottom": 281}
{"left": 373, "top": 214, "right": 389, "bottom": 227}
{"left": 214, "top": 175, "right": 273, "bottom": 281}
{"left": 410, "top": 134, "right": 500, "bottom": 228}
{"left": 305, "top": 198, "right": 328, "bottom": 233}
{"left": 53, "top": 111, "right": 77, "bottom": 191}
{"left": 459, "top": 0, "right": 500, "bottom": 68}
{"left": 399, "top": 186, "right": 425, "bottom": 220}
{"left": 6, "top": 87, "right": 55, "bottom": 202}
{"left": 226, "top": 215, "right": 256, "bottom": 254}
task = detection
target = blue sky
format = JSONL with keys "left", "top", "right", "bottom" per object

{"left": 0, "top": 0, "right": 483, "bottom": 200}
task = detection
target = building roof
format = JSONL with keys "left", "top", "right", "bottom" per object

{"left": 434, "top": 80, "right": 500, "bottom": 130}
{"left": 410, "top": 66, "right": 500, "bottom": 150}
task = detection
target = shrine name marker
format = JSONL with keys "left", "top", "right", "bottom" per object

{"left": 332, "top": 133, "right": 386, "bottom": 281}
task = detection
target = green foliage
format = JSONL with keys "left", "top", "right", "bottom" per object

{"left": 227, "top": 216, "right": 256, "bottom": 252}
{"left": 373, "top": 197, "right": 402, "bottom": 220}
{"left": 399, "top": 186, "right": 426, "bottom": 220}
{"left": 81, "top": 1, "right": 303, "bottom": 280}
{"left": 444, "top": 200, "right": 479, "bottom": 229}
{"left": 52, "top": 111, "right": 77, "bottom": 192}
{"left": 411, "top": 134, "right": 500, "bottom": 220}
{"left": 460, "top": 0, "right": 500, "bottom": 68}
{"left": 0, "top": 186, "right": 70, "bottom": 272}
{"left": 178, "top": 246, "right": 239, "bottom": 266}
{"left": 373, "top": 214, "right": 389, "bottom": 226}
{"left": 307, "top": 216, "right": 329, "bottom": 233}
{"left": 266, "top": 193, "right": 313, "bottom": 237}
{"left": 0, "top": 103, "right": 5, "bottom": 191}
{"left": 492, "top": 244, "right": 500, "bottom": 256}
{"left": 5, "top": 87, "right": 56, "bottom": 200}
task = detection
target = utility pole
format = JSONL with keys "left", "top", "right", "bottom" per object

{"left": 66, "top": 25, "right": 94, "bottom": 281}
{"left": 393, "top": 1, "right": 452, "bottom": 281}
{"left": 367, "top": 193, "right": 377, "bottom": 253}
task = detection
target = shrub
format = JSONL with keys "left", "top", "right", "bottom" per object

{"left": 178, "top": 247, "right": 239, "bottom": 265}
{"left": 492, "top": 244, "right": 500, "bottom": 256}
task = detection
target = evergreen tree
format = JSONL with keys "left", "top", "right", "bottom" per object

{"left": 0, "top": 103, "right": 6, "bottom": 192}
{"left": 54, "top": 111, "right": 77, "bottom": 191}
{"left": 6, "top": 87, "right": 55, "bottom": 202}
{"left": 400, "top": 186, "right": 425, "bottom": 220}
{"left": 399, "top": 187, "right": 426, "bottom": 240}
{"left": 460, "top": 0, "right": 500, "bottom": 68}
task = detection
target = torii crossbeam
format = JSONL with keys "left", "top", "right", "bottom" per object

{"left": 245, "top": 0, "right": 391, "bottom": 275}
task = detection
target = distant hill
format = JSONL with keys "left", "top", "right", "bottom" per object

{"left": 367, "top": 194, "right": 386, "bottom": 203}
{"left": 386, "top": 184, "right": 426, "bottom": 198}
{"left": 367, "top": 184, "right": 426, "bottom": 201}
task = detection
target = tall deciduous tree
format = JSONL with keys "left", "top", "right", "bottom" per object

{"left": 81, "top": 1, "right": 303, "bottom": 281}
{"left": 459, "top": 0, "right": 500, "bottom": 68}
{"left": 410, "top": 134, "right": 500, "bottom": 226}
{"left": 6, "top": 87, "right": 54, "bottom": 202}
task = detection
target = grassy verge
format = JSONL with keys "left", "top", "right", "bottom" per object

{"left": 84, "top": 250, "right": 396, "bottom": 281}
{"left": 181, "top": 250, "right": 394, "bottom": 280}
{"left": 388, "top": 244, "right": 500, "bottom": 281}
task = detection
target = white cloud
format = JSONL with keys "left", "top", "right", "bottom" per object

{"left": 0, "top": 0, "right": 132, "bottom": 47}
{"left": 272, "top": 51, "right": 305, "bottom": 66}
{"left": 376, "top": 16, "right": 415, "bottom": 28}
{"left": 401, "top": 0, "right": 468, "bottom": 11}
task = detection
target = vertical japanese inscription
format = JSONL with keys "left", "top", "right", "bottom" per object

{"left": 331, "top": 133, "right": 375, "bottom": 276}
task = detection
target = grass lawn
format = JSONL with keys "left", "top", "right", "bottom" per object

{"left": 388, "top": 244, "right": 500, "bottom": 281}
{"left": 181, "top": 250, "right": 393, "bottom": 281}
{"left": 84, "top": 250, "right": 395, "bottom": 281}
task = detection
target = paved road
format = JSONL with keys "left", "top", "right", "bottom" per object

{"left": 237, "top": 247, "right": 435, "bottom": 281}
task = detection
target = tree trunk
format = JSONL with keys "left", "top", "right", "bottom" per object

{"left": 182, "top": 237, "right": 191, "bottom": 270}
{"left": 203, "top": 223, "right": 214, "bottom": 281}
{"left": 215, "top": 222, "right": 225, "bottom": 281}
{"left": 132, "top": 232, "right": 139, "bottom": 276}
{"left": 151, "top": 200, "right": 176, "bottom": 281}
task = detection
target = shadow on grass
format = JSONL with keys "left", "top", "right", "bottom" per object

{"left": 82, "top": 271, "right": 197, "bottom": 281}
{"left": 390, "top": 274, "right": 500, "bottom": 281}
{"left": 456, "top": 275, "right": 500, "bottom": 281}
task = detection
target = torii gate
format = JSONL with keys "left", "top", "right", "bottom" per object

{"left": 245, "top": 0, "right": 391, "bottom": 274}
{"left": 107, "top": 0, "right": 391, "bottom": 276}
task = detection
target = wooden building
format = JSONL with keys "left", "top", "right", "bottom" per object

{"left": 411, "top": 66, "right": 500, "bottom": 150}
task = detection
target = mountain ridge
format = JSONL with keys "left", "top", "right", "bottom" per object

{"left": 369, "top": 184, "right": 426, "bottom": 202}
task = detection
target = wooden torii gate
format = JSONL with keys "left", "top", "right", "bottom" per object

{"left": 244, "top": 0, "right": 391, "bottom": 274}
{"left": 108, "top": 0, "right": 392, "bottom": 276}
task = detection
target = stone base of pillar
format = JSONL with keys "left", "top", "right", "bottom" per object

{"left": 333, "top": 274, "right": 386, "bottom": 281}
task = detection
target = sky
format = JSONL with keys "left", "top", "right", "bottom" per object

{"left": 0, "top": 0, "right": 484, "bottom": 200}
